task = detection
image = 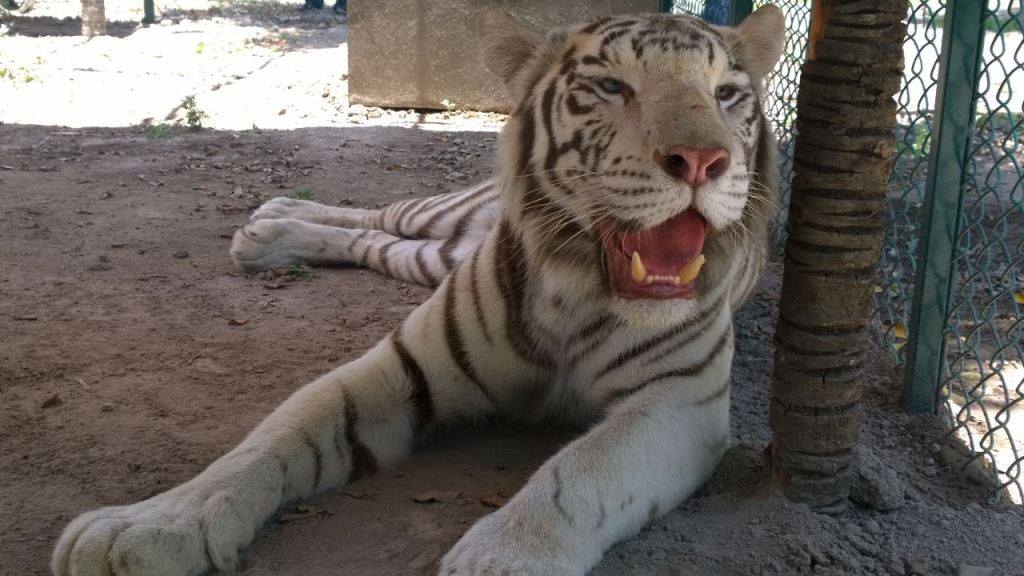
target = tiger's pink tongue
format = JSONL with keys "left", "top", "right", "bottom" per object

{"left": 619, "top": 210, "right": 706, "bottom": 275}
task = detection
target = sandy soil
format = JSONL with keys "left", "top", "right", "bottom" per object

{"left": 2, "top": 2, "right": 1023, "bottom": 576}
{"left": 3, "top": 121, "right": 1022, "bottom": 576}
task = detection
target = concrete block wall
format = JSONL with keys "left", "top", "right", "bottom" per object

{"left": 347, "top": 0, "right": 662, "bottom": 112}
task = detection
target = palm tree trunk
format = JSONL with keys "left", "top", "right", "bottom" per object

{"left": 770, "top": 0, "right": 908, "bottom": 511}
{"left": 81, "top": 0, "right": 106, "bottom": 37}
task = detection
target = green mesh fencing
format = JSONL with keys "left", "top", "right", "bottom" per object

{"left": 874, "top": 0, "right": 1024, "bottom": 504}
{"left": 939, "top": 0, "right": 1024, "bottom": 504}
{"left": 665, "top": 1, "right": 1024, "bottom": 503}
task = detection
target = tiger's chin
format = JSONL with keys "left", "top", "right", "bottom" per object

{"left": 607, "top": 296, "right": 706, "bottom": 330}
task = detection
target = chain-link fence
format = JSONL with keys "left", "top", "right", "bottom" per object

{"left": 665, "top": 0, "right": 1024, "bottom": 504}
{"left": 870, "top": 0, "right": 1024, "bottom": 505}
{"left": 938, "top": 0, "right": 1024, "bottom": 504}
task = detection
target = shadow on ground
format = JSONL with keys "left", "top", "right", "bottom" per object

{"left": 4, "top": 15, "right": 137, "bottom": 37}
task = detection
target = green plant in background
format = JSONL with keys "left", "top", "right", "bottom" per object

{"left": 0, "top": 51, "right": 42, "bottom": 85}
{"left": 977, "top": 111, "right": 1024, "bottom": 134}
{"left": 984, "top": 14, "right": 1022, "bottom": 33}
{"left": 180, "top": 96, "right": 207, "bottom": 131}
{"left": 144, "top": 123, "right": 174, "bottom": 139}
{"left": 911, "top": 123, "right": 930, "bottom": 156}
{"left": 926, "top": 13, "right": 1023, "bottom": 34}
{"left": 1, "top": 64, "right": 38, "bottom": 84}
{"left": 896, "top": 121, "right": 933, "bottom": 159}
{"left": 287, "top": 262, "right": 315, "bottom": 280}
{"left": 290, "top": 188, "right": 315, "bottom": 200}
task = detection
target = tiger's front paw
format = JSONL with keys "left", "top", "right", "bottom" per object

{"left": 52, "top": 489, "right": 252, "bottom": 576}
{"left": 438, "top": 511, "right": 579, "bottom": 576}
{"left": 53, "top": 450, "right": 280, "bottom": 576}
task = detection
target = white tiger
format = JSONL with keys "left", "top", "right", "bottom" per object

{"left": 53, "top": 7, "right": 784, "bottom": 576}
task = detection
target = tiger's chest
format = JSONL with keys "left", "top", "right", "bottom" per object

{"left": 523, "top": 285, "right": 736, "bottom": 418}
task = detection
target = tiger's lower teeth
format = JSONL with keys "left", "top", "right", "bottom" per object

{"left": 642, "top": 275, "right": 680, "bottom": 285}
{"left": 635, "top": 254, "right": 705, "bottom": 286}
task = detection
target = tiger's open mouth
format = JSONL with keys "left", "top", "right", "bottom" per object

{"left": 601, "top": 210, "right": 708, "bottom": 300}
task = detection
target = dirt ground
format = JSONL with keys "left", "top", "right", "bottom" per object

{"left": 2, "top": 2, "right": 1024, "bottom": 576}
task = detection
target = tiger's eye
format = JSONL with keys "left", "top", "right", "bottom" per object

{"left": 715, "top": 84, "right": 738, "bottom": 101}
{"left": 598, "top": 78, "right": 625, "bottom": 95}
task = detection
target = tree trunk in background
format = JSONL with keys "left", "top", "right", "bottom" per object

{"left": 81, "top": 0, "right": 106, "bottom": 36}
{"left": 770, "top": 0, "right": 907, "bottom": 511}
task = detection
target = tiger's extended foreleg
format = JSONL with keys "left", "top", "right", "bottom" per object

{"left": 232, "top": 180, "right": 499, "bottom": 281}
{"left": 250, "top": 179, "right": 498, "bottom": 240}
{"left": 51, "top": 340, "right": 424, "bottom": 576}
{"left": 52, "top": 248, "right": 527, "bottom": 575}
{"left": 230, "top": 217, "right": 490, "bottom": 285}
{"left": 440, "top": 340, "right": 734, "bottom": 576}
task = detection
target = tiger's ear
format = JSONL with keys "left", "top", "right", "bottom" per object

{"left": 479, "top": 8, "right": 541, "bottom": 85}
{"left": 732, "top": 5, "right": 786, "bottom": 82}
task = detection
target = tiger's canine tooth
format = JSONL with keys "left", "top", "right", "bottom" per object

{"left": 677, "top": 254, "right": 706, "bottom": 284}
{"left": 631, "top": 252, "right": 647, "bottom": 283}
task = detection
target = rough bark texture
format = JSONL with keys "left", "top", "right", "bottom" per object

{"left": 80, "top": 0, "right": 105, "bottom": 36}
{"left": 770, "top": 0, "right": 907, "bottom": 511}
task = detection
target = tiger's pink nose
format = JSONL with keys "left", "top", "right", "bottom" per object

{"left": 655, "top": 145, "right": 731, "bottom": 187}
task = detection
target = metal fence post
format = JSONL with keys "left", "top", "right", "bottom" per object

{"left": 902, "top": 0, "right": 986, "bottom": 414}
{"left": 142, "top": 0, "right": 155, "bottom": 24}
{"left": 658, "top": 0, "right": 673, "bottom": 13}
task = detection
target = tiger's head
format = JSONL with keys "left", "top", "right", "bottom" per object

{"left": 483, "top": 7, "right": 785, "bottom": 326}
